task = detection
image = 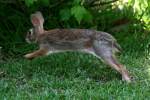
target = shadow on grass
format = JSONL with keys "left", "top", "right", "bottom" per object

{"left": 1, "top": 52, "right": 122, "bottom": 83}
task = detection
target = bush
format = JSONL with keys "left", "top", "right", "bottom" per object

{"left": 0, "top": 0, "right": 149, "bottom": 56}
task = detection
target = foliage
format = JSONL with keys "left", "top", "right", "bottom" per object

{"left": 0, "top": 0, "right": 150, "bottom": 55}
{"left": 0, "top": 0, "right": 150, "bottom": 99}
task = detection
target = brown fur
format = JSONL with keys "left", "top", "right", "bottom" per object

{"left": 24, "top": 48, "right": 49, "bottom": 60}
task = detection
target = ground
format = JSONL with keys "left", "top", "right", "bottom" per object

{"left": 0, "top": 36, "right": 150, "bottom": 99}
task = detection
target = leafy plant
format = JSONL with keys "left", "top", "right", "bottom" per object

{"left": 0, "top": 0, "right": 150, "bottom": 56}
{"left": 71, "top": 5, "right": 92, "bottom": 23}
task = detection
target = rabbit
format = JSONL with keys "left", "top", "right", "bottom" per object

{"left": 24, "top": 11, "right": 131, "bottom": 82}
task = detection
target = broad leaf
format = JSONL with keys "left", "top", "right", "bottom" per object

{"left": 40, "top": 0, "right": 49, "bottom": 6}
{"left": 71, "top": 5, "right": 86, "bottom": 23}
{"left": 71, "top": 5, "right": 92, "bottom": 24}
{"left": 59, "top": 8, "right": 71, "bottom": 21}
{"left": 73, "top": 0, "right": 81, "bottom": 5}
{"left": 25, "top": 0, "right": 35, "bottom": 7}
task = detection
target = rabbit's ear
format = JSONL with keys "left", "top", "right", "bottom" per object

{"left": 31, "top": 11, "right": 44, "bottom": 27}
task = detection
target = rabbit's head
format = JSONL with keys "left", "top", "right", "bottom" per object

{"left": 25, "top": 28, "right": 36, "bottom": 43}
{"left": 25, "top": 11, "right": 45, "bottom": 43}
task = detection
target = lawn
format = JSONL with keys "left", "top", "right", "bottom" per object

{"left": 1, "top": 0, "right": 150, "bottom": 99}
{"left": 0, "top": 34, "right": 150, "bottom": 100}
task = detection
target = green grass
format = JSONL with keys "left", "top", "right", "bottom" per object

{"left": 0, "top": 52, "right": 150, "bottom": 99}
{"left": 0, "top": 36, "right": 150, "bottom": 99}
{"left": 1, "top": 1, "right": 150, "bottom": 99}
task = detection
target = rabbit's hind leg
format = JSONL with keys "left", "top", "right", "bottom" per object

{"left": 24, "top": 48, "right": 49, "bottom": 60}
{"left": 103, "top": 55, "right": 131, "bottom": 82}
{"left": 92, "top": 42, "right": 131, "bottom": 82}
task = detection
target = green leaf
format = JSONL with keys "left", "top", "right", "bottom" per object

{"left": 25, "top": 0, "right": 35, "bottom": 7}
{"left": 40, "top": 0, "right": 49, "bottom": 6}
{"left": 73, "top": 0, "right": 81, "bottom": 5}
{"left": 71, "top": 5, "right": 92, "bottom": 24}
{"left": 71, "top": 5, "right": 86, "bottom": 23}
{"left": 83, "top": 10, "right": 93, "bottom": 22}
{"left": 59, "top": 8, "right": 71, "bottom": 21}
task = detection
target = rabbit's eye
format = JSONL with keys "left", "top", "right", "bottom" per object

{"left": 28, "top": 29, "right": 33, "bottom": 35}
{"left": 29, "top": 31, "right": 32, "bottom": 35}
{"left": 27, "top": 32, "right": 32, "bottom": 36}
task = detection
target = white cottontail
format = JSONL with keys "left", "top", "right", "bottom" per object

{"left": 24, "top": 11, "right": 131, "bottom": 82}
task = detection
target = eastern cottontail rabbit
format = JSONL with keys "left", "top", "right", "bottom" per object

{"left": 24, "top": 11, "right": 131, "bottom": 82}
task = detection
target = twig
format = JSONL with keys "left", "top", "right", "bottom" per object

{"left": 90, "top": 0, "right": 120, "bottom": 7}
{"left": 0, "top": 0, "right": 16, "bottom": 4}
{"left": 49, "top": 0, "right": 65, "bottom": 8}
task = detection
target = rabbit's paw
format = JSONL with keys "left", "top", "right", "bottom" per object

{"left": 24, "top": 53, "right": 33, "bottom": 60}
{"left": 122, "top": 74, "right": 132, "bottom": 83}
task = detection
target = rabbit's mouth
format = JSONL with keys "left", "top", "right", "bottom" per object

{"left": 25, "top": 37, "right": 37, "bottom": 44}
{"left": 25, "top": 38, "right": 32, "bottom": 44}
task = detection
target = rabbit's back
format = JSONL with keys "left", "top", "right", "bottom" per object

{"left": 38, "top": 29, "right": 94, "bottom": 50}
{"left": 45, "top": 29, "right": 94, "bottom": 40}
{"left": 38, "top": 29, "right": 120, "bottom": 51}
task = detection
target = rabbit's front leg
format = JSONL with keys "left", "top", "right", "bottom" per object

{"left": 24, "top": 48, "right": 49, "bottom": 60}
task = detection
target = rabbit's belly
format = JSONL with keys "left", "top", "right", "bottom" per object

{"left": 46, "top": 48, "right": 92, "bottom": 55}
{"left": 52, "top": 45, "right": 86, "bottom": 50}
